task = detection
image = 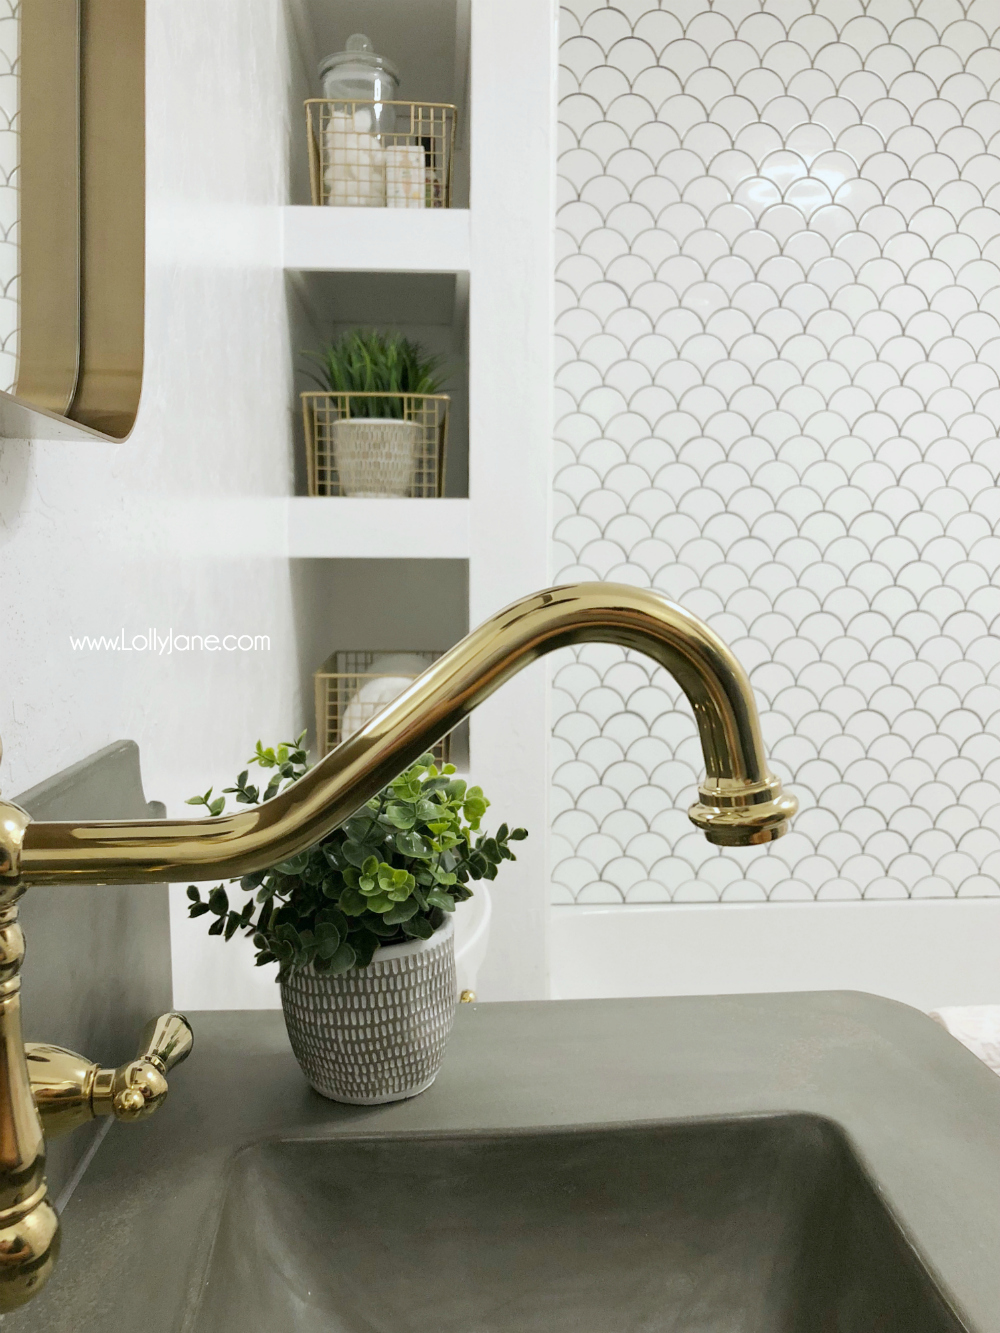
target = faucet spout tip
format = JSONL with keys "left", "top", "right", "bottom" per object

{"left": 688, "top": 782, "right": 798, "bottom": 847}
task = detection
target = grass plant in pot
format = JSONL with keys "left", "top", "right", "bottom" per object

{"left": 304, "top": 329, "right": 446, "bottom": 497}
{"left": 186, "top": 736, "right": 526, "bottom": 1104}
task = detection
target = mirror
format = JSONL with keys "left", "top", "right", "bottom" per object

{"left": 0, "top": 0, "right": 144, "bottom": 441}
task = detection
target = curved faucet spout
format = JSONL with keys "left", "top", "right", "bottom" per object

{"left": 10, "top": 583, "right": 796, "bottom": 889}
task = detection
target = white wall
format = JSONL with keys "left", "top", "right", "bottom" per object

{"left": 551, "top": 0, "right": 1000, "bottom": 1003}
{"left": 466, "top": 0, "right": 556, "bottom": 1001}
{"left": 0, "top": 0, "right": 317, "bottom": 1010}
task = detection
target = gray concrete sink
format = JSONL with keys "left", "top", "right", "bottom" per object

{"left": 11, "top": 996, "right": 998, "bottom": 1333}
{"left": 191, "top": 1116, "right": 963, "bottom": 1333}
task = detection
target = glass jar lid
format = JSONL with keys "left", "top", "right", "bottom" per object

{"left": 319, "top": 33, "right": 400, "bottom": 84}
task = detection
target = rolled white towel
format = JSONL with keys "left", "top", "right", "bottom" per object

{"left": 323, "top": 110, "right": 384, "bottom": 206}
{"left": 929, "top": 1006, "right": 1000, "bottom": 1075}
{"left": 341, "top": 653, "right": 433, "bottom": 740}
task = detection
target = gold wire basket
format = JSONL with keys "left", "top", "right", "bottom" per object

{"left": 301, "top": 391, "right": 449, "bottom": 498}
{"left": 306, "top": 99, "right": 457, "bottom": 208}
{"left": 315, "top": 650, "right": 451, "bottom": 766}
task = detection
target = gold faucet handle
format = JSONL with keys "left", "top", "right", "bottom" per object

{"left": 27, "top": 1012, "right": 194, "bottom": 1137}
{"left": 92, "top": 1013, "right": 193, "bottom": 1122}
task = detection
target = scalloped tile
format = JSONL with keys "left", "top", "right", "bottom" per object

{"left": 554, "top": 0, "right": 1000, "bottom": 907}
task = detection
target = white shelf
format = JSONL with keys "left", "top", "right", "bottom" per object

{"left": 286, "top": 497, "right": 470, "bottom": 559}
{"left": 282, "top": 207, "right": 470, "bottom": 274}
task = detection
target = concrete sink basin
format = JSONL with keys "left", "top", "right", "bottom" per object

{"left": 191, "top": 1115, "right": 963, "bottom": 1333}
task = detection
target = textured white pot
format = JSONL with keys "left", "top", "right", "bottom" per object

{"left": 280, "top": 918, "right": 457, "bottom": 1105}
{"left": 332, "top": 417, "right": 420, "bottom": 497}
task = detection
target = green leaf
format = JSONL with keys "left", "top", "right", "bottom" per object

{"left": 188, "top": 901, "right": 210, "bottom": 918}
{"left": 208, "top": 886, "right": 229, "bottom": 916}
{"left": 365, "top": 913, "right": 400, "bottom": 937}
{"left": 393, "top": 831, "right": 433, "bottom": 858}
{"left": 510, "top": 828, "right": 528, "bottom": 840}
{"left": 208, "top": 797, "right": 226, "bottom": 817}
{"left": 364, "top": 892, "right": 393, "bottom": 914}
{"left": 275, "top": 852, "right": 310, "bottom": 875}
{"left": 384, "top": 802, "right": 417, "bottom": 830}
{"left": 327, "top": 941, "right": 356, "bottom": 974}
{"left": 383, "top": 899, "right": 419, "bottom": 924}
{"left": 317, "top": 907, "right": 349, "bottom": 936}
{"left": 401, "top": 914, "right": 434, "bottom": 940}
{"left": 186, "top": 885, "right": 201, "bottom": 901}
{"left": 314, "top": 920, "right": 342, "bottom": 957}
{"left": 223, "top": 914, "right": 240, "bottom": 941}
{"left": 343, "top": 813, "right": 380, "bottom": 842}
{"left": 426, "top": 890, "right": 456, "bottom": 912}
{"left": 339, "top": 886, "right": 368, "bottom": 916}
{"left": 350, "top": 928, "right": 381, "bottom": 968}
{"left": 208, "top": 917, "right": 225, "bottom": 936}
{"left": 342, "top": 839, "right": 379, "bottom": 868}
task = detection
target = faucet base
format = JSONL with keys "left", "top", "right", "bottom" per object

{"left": 0, "top": 1184, "right": 59, "bottom": 1312}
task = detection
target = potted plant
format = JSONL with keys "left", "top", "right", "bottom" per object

{"left": 303, "top": 329, "right": 446, "bottom": 497}
{"left": 186, "top": 736, "right": 526, "bottom": 1104}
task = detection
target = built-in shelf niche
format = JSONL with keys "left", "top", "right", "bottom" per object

{"left": 296, "top": 0, "right": 470, "bottom": 210}
{"left": 288, "top": 269, "right": 469, "bottom": 499}
{"left": 291, "top": 557, "right": 470, "bottom": 768}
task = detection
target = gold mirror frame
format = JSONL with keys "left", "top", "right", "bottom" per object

{"left": 0, "top": 0, "right": 144, "bottom": 442}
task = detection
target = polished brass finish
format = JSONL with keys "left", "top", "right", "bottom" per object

{"left": 14, "top": 583, "right": 796, "bottom": 888}
{"left": 0, "top": 581, "right": 793, "bottom": 1307}
{"left": 17, "top": 0, "right": 81, "bottom": 416}
{"left": 27, "top": 1013, "right": 193, "bottom": 1138}
{"left": 0, "top": 800, "right": 30, "bottom": 900}
{"left": 459, "top": 990, "right": 476, "bottom": 1004}
{"left": 69, "top": 0, "right": 145, "bottom": 437}
{"left": 0, "top": 899, "right": 58, "bottom": 1310}
{"left": 3, "top": 0, "right": 145, "bottom": 442}
{"left": 314, "top": 650, "right": 451, "bottom": 768}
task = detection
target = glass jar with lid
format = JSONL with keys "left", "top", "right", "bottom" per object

{"left": 319, "top": 33, "right": 400, "bottom": 136}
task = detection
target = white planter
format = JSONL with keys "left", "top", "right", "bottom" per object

{"left": 454, "top": 882, "right": 491, "bottom": 996}
{"left": 332, "top": 417, "right": 420, "bottom": 497}
{"left": 280, "top": 917, "right": 457, "bottom": 1104}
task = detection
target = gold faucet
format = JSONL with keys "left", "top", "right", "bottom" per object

{"left": 0, "top": 582, "right": 795, "bottom": 1308}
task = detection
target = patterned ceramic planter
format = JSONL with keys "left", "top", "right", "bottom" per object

{"left": 280, "top": 918, "right": 457, "bottom": 1105}
{"left": 331, "top": 417, "right": 420, "bottom": 496}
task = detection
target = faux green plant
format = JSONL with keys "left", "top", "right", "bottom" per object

{"left": 303, "top": 329, "right": 446, "bottom": 419}
{"left": 186, "top": 735, "right": 526, "bottom": 981}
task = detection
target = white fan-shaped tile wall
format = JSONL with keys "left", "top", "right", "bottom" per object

{"left": 0, "top": 1, "right": 17, "bottom": 394}
{"left": 553, "top": 0, "right": 1000, "bottom": 908}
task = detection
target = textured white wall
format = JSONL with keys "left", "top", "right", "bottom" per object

{"left": 553, "top": 0, "right": 1000, "bottom": 913}
{"left": 0, "top": 0, "right": 313, "bottom": 1009}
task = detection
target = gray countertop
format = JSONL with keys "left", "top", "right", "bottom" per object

{"left": 7, "top": 991, "right": 1000, "bottom": 1331}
